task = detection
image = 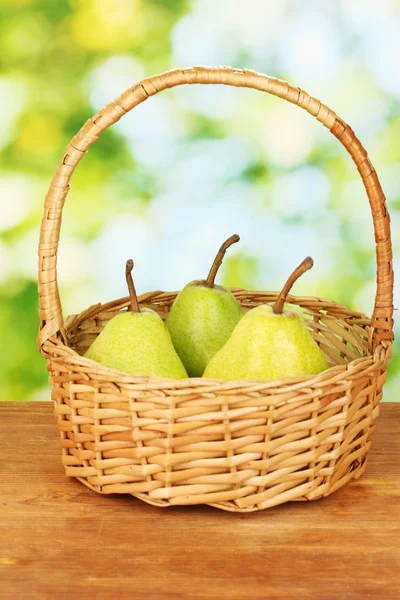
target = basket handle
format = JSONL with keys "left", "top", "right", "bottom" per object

{"left": 37, "top": 66, "right": 394, "bottom": 353}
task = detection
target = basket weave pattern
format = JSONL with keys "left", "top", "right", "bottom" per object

{"left": 38, "top": 67, "right": 394, "bottom": 512}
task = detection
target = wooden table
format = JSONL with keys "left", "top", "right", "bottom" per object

{"left": 1, "top": 402, "right": 399, "bottom": 599}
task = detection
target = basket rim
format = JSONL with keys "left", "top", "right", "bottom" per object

{"left": 45, "top": 334, "right": 385, "bottom": 385}
{"left": 43, "top": 288, "right": 391, "bottom": 395}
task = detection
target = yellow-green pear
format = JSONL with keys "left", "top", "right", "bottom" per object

{"left": 166, "top": 234, "right": 243, "bottom": 377}
{"left": 85, "top": 260, "right": 187, "bottom": 379}
{"left": 203, "top": 257, "right": 329, "bottom": 381}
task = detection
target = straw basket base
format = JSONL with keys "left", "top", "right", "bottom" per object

{"left": 43, "top": 289, "right": 391, "bottom": 513}
{"left": 75, "top": 453, "right": 369, "bottom": 513}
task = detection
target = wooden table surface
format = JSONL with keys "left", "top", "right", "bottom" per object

{"left": 1, "top": 402, "right": 399, "bottom": 600}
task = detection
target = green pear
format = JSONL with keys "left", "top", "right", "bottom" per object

{"left": 203, "top": 257, "right": 329, "bottom": 381}
{"left": 85, "top": 260, "right": 187, "bottom": 379}
{"left": 166, "top": 234, "right": 243, "bottom": 377}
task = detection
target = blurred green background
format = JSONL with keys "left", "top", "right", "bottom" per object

{"left": 0, "top": 0, "right": 398, "bottom": 401}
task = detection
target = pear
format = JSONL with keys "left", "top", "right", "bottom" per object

{"left": 85, "top": 260, "right": 187, "bottom": 379}
{"left": 203, "top": 257, "right": 329, "bottom": 381}
{"left": 166, "top": 234, "right": 243, "bottom": 377}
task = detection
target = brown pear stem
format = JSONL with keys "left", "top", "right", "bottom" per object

{"left": 205, "top": 234, "right": 240, "bottom": 287}
{"left": 125, "top": 259, "right": 140, "bottom": 313}
{"left": 272, "top": 256, "right": 314, "bottom": 314}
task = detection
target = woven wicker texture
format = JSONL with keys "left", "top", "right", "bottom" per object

{"left": 38, "top": 66, "right": 394, "bottom": 511}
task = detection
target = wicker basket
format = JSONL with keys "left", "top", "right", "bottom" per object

{"left": 38, "top": 66, "right": 394, "bottom": 512}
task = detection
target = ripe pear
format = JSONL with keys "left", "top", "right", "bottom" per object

{"left": 85, "top": 260, "right": 187, "bottom": 379}
{"left": 166, "top": 234, "right": 243, "bottom": 377}
{"left": 203, "top": 257, "right": 329, "bottom": 381}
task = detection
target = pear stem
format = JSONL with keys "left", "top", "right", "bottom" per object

{"left": 125, "top": 259, "right": 140, "bottom": 313}
{"left": 205, "top": 234, "right": 240, "bottom": 287}
{"left": 272, "top": 256, "right": 314, "bottom": 314}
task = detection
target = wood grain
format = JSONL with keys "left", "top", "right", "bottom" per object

{"left": 0, "top": 402, "right": 399, "bottom": 600}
